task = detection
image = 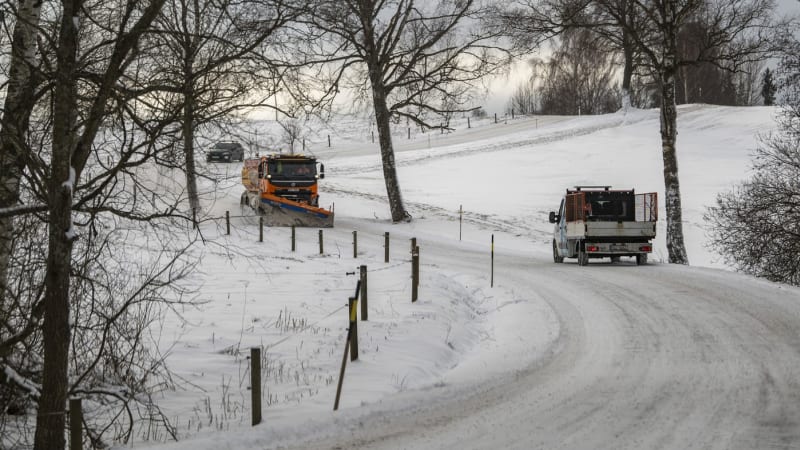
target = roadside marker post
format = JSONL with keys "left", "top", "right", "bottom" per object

{"left": 334, "top": 280, "right": 362, "bottom": 411}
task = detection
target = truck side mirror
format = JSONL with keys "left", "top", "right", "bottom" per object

{"left": 548, "top": 211, "right": 558, "bottom": 223}
{"left": 319, "top": 163, "right": 325, "bottom": 179}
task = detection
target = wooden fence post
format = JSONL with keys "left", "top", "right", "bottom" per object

{"left": 251, "top": 347, "right": 262, "bottom": 426}
{"left": 412, "top": 246, "right": 419, "bottom": 302}
{"left": 410, "top": 237, "right": 416, "bottom": 255}
{"left": 259, "top": 217, "right": 263, "bottom": 242}
{"left": 353, "top": 231, "right": 358, "bottom": 258}
{"left": 226, "top": 211, "right": 230, "bottom": 235}
{"left": 319, "top": 229, "right": 324, "bottom": 254}
{"left": 459, "top": 205, "right": 463, "bottom": 241}
{"left": 334, "top": 280, "right": 361, "bottom": 411}
{"left": 70, "top": 398, "right": 82, "bottom": 450}
{"left": 360, "top": 265, "right": 368, "bottom": 321}
{"left": 384, "top": 232, "right": 390, "bottom": 263}
{"left": 333, "top": 330, "right": 349, "bottom": 411}
{"left": 491, "top": 234, "right": 494, "bottom": 288}
{"left": 349, "top": 297, "right": 359, "bottom": 361}
{"left": 291, "top": 225, "right": 296, "bottom": 252}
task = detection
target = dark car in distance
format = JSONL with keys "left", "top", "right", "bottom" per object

{"left": 206, "top": 141, "right": 245, "bottom": 162}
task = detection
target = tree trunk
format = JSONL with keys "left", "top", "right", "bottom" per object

{"left": 34, "top": 1, "right": 80, "bottom": 448}
{"left": 620, "top": 28, "right": 634, "bottom": 111}
{"left": 370, "top": 81, "right": 408, "bottom": 222}
{"left": 0, "top": 0, "right": 43, "bottom": 322}
{"left": 659, "top": 68, "right": 689, "bottom": 265}
{"left": 359, "top": 7, "right": 408, "bottom": 222}
{"left": 183, "top": 92, "right": 200, "bottom": 214}
{"left": 657, "top": 0, "right": 689, "bottom": 265}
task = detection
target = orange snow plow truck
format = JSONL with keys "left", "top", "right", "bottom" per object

{"left": 240, "top": 154, "right": 334, "bottom": 227}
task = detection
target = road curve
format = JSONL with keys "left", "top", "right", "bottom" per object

{"left": 281, "top": 234, "right": 800, "bottom": 450}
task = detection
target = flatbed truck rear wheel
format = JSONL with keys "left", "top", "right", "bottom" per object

{"left": 578, "top": 248, "right": 589, "bottom": 266}
{"left": 636, "top": 254, "right": 648, "bottom": 265}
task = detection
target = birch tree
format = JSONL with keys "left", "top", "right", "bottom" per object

{"left": 0, "top": 0, "right": 44, "bottom": 339}
{"left": 605, "top": 0, "right": 778, "bottom": 264}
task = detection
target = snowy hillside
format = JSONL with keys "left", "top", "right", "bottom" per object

{"left": 126, "top": 105, "right": 800, "bottom": 450}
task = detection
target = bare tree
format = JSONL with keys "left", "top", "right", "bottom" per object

{"left": 146, "top": 0, "right": 307, "bottom": 213}
{"left": 734, "top": 57, "right": 765, "bottom": 105}
{"left": 510, "top": 77, "right": 538, "bottom": 115}
{"left": 674, "top": 17, "right": 758, "bottom": 106}
{"left": 706, "top": 136, "right": 800, "bottom": 284}
{"left": 306, "top": 0, "right": 509, "bottom": 222}
{"left": 705, "top": 36, "right": 800, "bottom": 283}
{"left": 539, "top": 28, "right": 621, "bottom": 115}
{"left": 498, "top": 0, "right": 649, "bottom": 109}
{"left": 509, "top": 58, "right": 544, "bottom": 115}
{"left": 278, "top": 119, "right": 306, "bottom": 153}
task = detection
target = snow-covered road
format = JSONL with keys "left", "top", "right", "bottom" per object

{"left": 265, "top": 221, "right": 800, "bottom": 450}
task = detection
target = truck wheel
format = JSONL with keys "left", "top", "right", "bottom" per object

{"left": 578, "top": 249, "right": 589, "bottom": 266}
{"left": 610, "top": 256, "right": 621, "bottom": 263}
{"left": 553, "top": 241, "right": 564, "bottom": 263}
{"left": 636, "top": 254, "right": 648, "bottom": 265}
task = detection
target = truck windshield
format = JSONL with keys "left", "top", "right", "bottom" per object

{"left": 268, "top": 161, "right": 317, "bottom": 179}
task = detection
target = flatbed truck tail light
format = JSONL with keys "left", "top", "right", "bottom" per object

{"left": 587, "top": 245, "right": 599, "bottom": 252}
{"left": 640, "top": 245, "right": 652, "bottom": 252}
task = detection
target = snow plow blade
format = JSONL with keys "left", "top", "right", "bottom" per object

{"left": 257, "top": 194, "right": 334, "bottom": 228}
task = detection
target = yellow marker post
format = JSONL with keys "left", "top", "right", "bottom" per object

{"left": 349, "top": 297, "right": 359, "bottom": 361}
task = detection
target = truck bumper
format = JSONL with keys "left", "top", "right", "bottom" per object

{"left": 584, "top": 242, "right": 652, "bottom": 255}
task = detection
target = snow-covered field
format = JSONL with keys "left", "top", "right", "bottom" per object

{"left": 126, "top": 105, "right": 800, "bottom": 449}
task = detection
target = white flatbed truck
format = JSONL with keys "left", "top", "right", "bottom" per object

{"left": 549, "top": 186, "right": 658, "bottom": 265}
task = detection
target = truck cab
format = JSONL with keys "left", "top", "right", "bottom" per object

{"left": 258, "top": 154, "right": 324, "bottom": 206}
{"left": 549, "top": 186, "right": 657, "bottom": 265}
